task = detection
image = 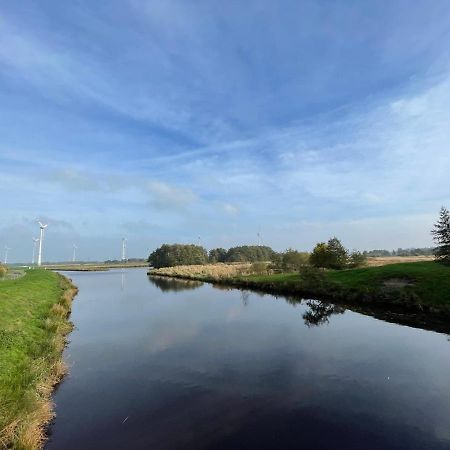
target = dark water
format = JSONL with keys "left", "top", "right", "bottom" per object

{"left": 47, "top": 268, "right": 450, "bottom": 450}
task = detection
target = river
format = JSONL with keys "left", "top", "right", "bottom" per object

{"left": 46, "top": 268, "right": 450, "bottom": 449}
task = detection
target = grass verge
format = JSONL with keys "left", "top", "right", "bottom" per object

{"left": 0, "top": 270, "right": 77, "bottom": 450}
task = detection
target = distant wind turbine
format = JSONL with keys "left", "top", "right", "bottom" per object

{"left": 4, "top": 246, "right": 10, "bottom": 264}
{"left": 122, "top": 238, "right": 127, "bottom": 261}
{"left": 72, "top": 244, "right": 78, "bottom": 262}
{"left": 32, "top": 238, "right": 39, "bottom": 265}
{"left": 37, "top": 221, "right": 48, "bottom": 266}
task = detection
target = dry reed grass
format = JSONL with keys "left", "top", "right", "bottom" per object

{"left": 366, "top": 256, "right": 434, "bottom": 267}
{"left": 151, "top": 263, "right": 255, "bottom": 279}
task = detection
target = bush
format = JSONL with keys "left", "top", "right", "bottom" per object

{"left": 251, "top": 261, "right": 268, "bottom": 275}
{"left": 282, "top": 249, "right": 309, "bottom": 271}
{"left": 349, "top": 251, "right": 367, "bottom": 268}
{"left": 0, "top": 265, "right": 7, "bottom": 278}
{"left": 225, "top": 245, "right": 277, "bottom": 263}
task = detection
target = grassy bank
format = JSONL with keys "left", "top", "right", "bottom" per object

{"left": 0, "top": 270, "right": 77, "bottom": 450}
{"left": 150, "top": 261, "right": 450, "bottom": 313}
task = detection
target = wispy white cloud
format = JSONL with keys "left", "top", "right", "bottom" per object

{"left": 1, "top": 0, "right": 450, "bottom": 261}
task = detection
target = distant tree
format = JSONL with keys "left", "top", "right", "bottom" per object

{"left": 148, "top": 244, "right": 208, "bottom": 268}
{"left": 282, "top": 249, "right": 309, "bottom": 271}
{"left": 348, "top": 251, "right": 367, "bottom": 268}
{"left": 0, "top": 264, "right": 7, "bottom": 278}
{"left": 225, "top": 245, "right": 276, "bottom": 263}
{"left": 309, "top": 243, "right": 330, "bottom": 268}
{"left": 209, "top": 248, "right": 227, "bottom": 263}
{"left": 431, "top": 206, "right": 450, "bottom": 265}
{"left": 326, "top": 237, "right": 348, "bottom": 269}
{"left": 310, "top": 238, "right": 348, "bottom": 269}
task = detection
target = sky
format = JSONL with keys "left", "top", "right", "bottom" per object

{"left": 1, "top": 0, "right": 450, "bottom": 262}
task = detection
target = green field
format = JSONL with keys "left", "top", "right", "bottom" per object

{"left": 244, "top": 262, "right": 450, "bottom": 308}
{"left": 328, "top": 261, "right": 450, "bottom": 306}
{"left": 0, "top": 270, "right": 77, "bottom": 450}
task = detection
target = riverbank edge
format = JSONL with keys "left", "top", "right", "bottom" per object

{"left": 0, "top": 272, "right": 78, "bottom": 450}
{"left": 147, "top": 271, "right": 450, "bottom": 332}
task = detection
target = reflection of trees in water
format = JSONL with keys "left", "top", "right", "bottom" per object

{"left": 302, "top": 300, "right": 345, "bottom": 327}
{"left": 148, "top": 276, "right": 204, "bottom": 292}
{"left": 241, "top": 291, "right": 250, "bottom": 307}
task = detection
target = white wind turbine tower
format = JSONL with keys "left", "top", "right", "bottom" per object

{"left": 37, "top": 221, "right": 48, "bottom": 266}
{"left": 32, "top": 238, "right": 39, "bottom": 265}
{"left": 4, "top": 246, "right": 10, "bottom": 264}
{"left": 72, "top": 244, "right": 77, "bottom": 263}
{"left": 122, "top": 238, "right": 127, "bottom": 262}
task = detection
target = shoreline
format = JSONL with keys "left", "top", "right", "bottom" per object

{"left": 0, "top": 271, "right": 78, "bottom": 450}
{"left": 148, "top": 270, "right": 450, "bottom": 335}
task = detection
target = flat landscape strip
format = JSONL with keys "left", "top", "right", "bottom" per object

{"left": 150, "top": 261, "right": 450, "bottom": 311}
{"left": 0, "top": 270, "right": 77, "bottom": 450}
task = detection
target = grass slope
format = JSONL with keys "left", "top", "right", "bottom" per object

{"left": 328, "top": 262, "right": 450, "bottom": 306}
{"left": 0, "top": 270, "right": 77, "bottom": 450}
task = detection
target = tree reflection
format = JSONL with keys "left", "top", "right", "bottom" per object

{"left": 302, "top": 300, "right": 345, "bottom": 327}
{"left": 148, "top": 275, "right": 204, "bottom": 292}
{"left": 241, "top": 291, "right": 250, "bottom": 307}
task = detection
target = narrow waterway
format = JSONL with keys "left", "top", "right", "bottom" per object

{"left": 47, "top": 268, "right": 450, "bottom": 449}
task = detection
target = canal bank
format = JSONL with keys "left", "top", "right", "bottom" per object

{"left": 0, "top": 270, "right": 77, "bottom": 450}
{"left": 148, "top": 261, "right": 450, "bottom": 333}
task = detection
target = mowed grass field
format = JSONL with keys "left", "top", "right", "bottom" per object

{"left": 0, "top": 270, "right": 77, "bottom": 450}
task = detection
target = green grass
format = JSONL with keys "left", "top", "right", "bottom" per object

{"left": 0, "top": 270, "right": 77, "bottom": 450}
{"left": 239, "top": 261, "right": 450, "bottom": 309}
{"left": 328, "top": 261, "right": 450, "bottom": 306}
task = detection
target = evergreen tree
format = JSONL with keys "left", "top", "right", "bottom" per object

{"left": 326, "top": 237, "right": 348, "bottom": 269}
{"left": 431, "top": 206, "right": 450, "bottom": 265}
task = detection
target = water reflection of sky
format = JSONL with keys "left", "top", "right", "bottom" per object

{"left": 48, "top": 269, "right": 450, "bottom": 450}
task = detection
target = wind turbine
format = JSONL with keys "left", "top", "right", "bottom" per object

{"left": 32, "top": 238, "right": 39, "bottom": 265}
{"left": 37, "top": 221, "right": 48, "bottom": 266}
{"left": 4, "top": 246, "right": 10, "bottom": 264}
{"left": 121, "top": 237, "right": 127, "bottom": 262}
{"left": 72, "top": 244, "right": 77, "bottom": 263}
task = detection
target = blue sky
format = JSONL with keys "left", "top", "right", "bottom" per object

{"left": 1, "top": 0, "right": 450, "bottom": 262}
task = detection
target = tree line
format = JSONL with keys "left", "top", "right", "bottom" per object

{"left": 148, "top": 244, "right": 276, "bottom": 268}
{"left": 363, "top": 248, "right": 434, "bottom": 257}
{"left": 148, "top": 241, "right": 365, "bottom": 270}
{"left": 147, "top": 207, "right": 450, "bottom": 270}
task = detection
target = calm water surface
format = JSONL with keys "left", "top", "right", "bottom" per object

{"left": 47, "top": 268, "right": 450, "bottom": 449}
